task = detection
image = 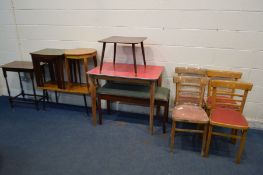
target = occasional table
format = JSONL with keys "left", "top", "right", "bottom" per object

{"left": 87, "top": 62, "right": 164, "bottom": 134}
{"left": 30, "top": 48, "right": 65, "bottom": 89}
{"left": 0, "top": 61, "right": 45, "bottom": 110}
{"left": 98, "top": 36, "right": 147, "bottom": 75}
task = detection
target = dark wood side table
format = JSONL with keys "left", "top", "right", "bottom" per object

{"left": 0, "top": 61, "right": 46, "bottom": 110}
{"left": 98, "top": 36, "right": 147, "bottom": 75}
{"left": 30, "top": 48, "right": 65, "bottom": 89}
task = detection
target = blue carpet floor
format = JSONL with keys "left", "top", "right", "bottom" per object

{"left": 0, "top": 96, "right": 262, "bottom": 175}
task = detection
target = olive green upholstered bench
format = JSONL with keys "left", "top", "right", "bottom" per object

{"left": 97, "top": 82, "right": 170, "bottom": 133}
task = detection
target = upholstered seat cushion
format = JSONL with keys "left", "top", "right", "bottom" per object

{"left": 210, "top": 108, "right": 248, "bottom": 129}
{"left": 172, "top": 104, "right": 209, "bottom": 123}
{"left": 97, "top": 82, "right": 170, "bottom": 101}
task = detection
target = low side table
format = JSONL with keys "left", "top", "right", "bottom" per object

{"left": 30, "top": 48, "right": 65, "bottom": 89}
{"left": 0, "top": 61, "right": 45, "bottom": 110}
{"left": 64, "top": 48, "right": 97, "bottom": 89}
{"left": 98, "top": 36, "right": 147, "bottom": 75}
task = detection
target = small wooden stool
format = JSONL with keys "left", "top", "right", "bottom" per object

{"left": 64, "top": 48, "right": 97, "bottom": 90}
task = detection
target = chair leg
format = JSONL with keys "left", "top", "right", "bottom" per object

{"left": 201, "top": 124, "right": 208, "bottom": 156}
{"left": 205, "top": 125, "right": 213, "bottom": 157}
{"left": 98, "top": 97, "right": 102, "bottom": 125}
{"left": 163, "top": 103, "right": 169, "bottom": 134}
{"left": 170, "top": 121, "right": 176, "bottom": 152}
{"left": 231, "top": 129, "right": 238, "bottom": 144}
{"left": 236, "top": 129, "right": 248, "bottom": 164}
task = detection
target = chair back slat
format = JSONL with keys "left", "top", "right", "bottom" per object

{"left": 211, "top": 80, "right": 253, "bottom": 113}
{"left": 175, "top": 67, "right": 207, "bottom": 77}
{"left": 174, "top": 76, "right": 208, "bottom": 106}
{"left": 207, "top": 69, "right": 242, "bottom": 98}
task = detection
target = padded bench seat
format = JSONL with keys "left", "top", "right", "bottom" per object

{"left": 97, "top": 82, "right": 170, "bottom": 133}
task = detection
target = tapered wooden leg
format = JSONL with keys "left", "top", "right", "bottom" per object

{"left": 83, "top": 58, "right": 90, "bottom": 90}
{"left": 236, "top": 129, "right": 248, "bottom": 164}
{"left": 170, "top": 121, "right": 176, "bottom": 152}
{"left": 141, "top": 42, "right": 146, "bottom": 66}
{"left": 113, "top": 43, "right": 117, "bottom": 64}
{"left": 99, "top": 42, "right": 106, "bottom": 72}
{"left": 205, "top": 125, "right": 213, "bottom": 157}
{"left": 91, "top": 77, "right": 97, "bottom": 126}
{"left": 132, "top": 43, "right": 137, "bottom": 75}
{"left": 231, "top": 129, "right": 238, "bottom": 144}
{"left": 149, "top": 81, "right": 155, "bottom": 134}
{"left": 201, "top": 124, "right": 208, "bottom": 156}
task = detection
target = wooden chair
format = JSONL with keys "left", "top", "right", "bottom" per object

{"left": 170, "top": 76, "right": 209, "bottom": 156}
{"left": 175, "top": 67, "right": 207, "bottom": 77}
{"left": 206, "top": 69, "right": 242, "bottom": 113}
{"left": 204, "top": 80, "right": 253, "bottom": 164}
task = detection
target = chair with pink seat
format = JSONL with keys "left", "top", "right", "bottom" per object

{"left": 170, "top": 76, "right": 209, "bottom": 156}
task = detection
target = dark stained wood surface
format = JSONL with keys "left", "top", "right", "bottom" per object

{"left": 0, "top": 61, "right": 33, "bottom": 70}
{"left": 30, "top": 48, "right": 64, "bottom": 56}
{"left": 99, "top": 36, "right": 147, "bottom": 44}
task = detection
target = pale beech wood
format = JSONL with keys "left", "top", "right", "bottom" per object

{"left": 205, "top": 125, "right": 213, "bottom": 157}
{"left": 175, "top": 67, "right": 207, "bottom": 76}
{"left": 206, "top": 80, "right": 253, "bottom": 163}
{"left": 201, "top": 124, "right": 208, "bottom": 156}
{"left": 207, "top": 69, "right": 242, "bottom": 99}
{"left": 38, "top": 82, "right": 90, "bottom": 94}
{"left": 90, "top": 77, "right": 97, "bottom": 126}
{"left": 211, "top": 80, "right": 253, "bottom": 113}
{"left": 170, "top": 121, "right": 176, "bottom": 152}
{"left": 207, "top": 69, "right": 242, "bottom": 79}
{"left": 171, "top": 75, "right": 209, "bottom": 155}
{"left": 149, "top": 81, "right": 155, "bottom": 135}
{"left": 236, "top": 130, "right": 248, "bottom": 164}
{"left": 174, "top": 76, "right": 208, "bottom": 107}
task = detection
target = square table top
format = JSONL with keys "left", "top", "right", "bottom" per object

{"left": 98, "top": 36, "right": 147, "bottom": 44}
{"left": 30, "top": 48, "right": 65, "bottom": 56}
{"left": 0, "top": 61, "right": 33, "bottom": 70}
{"left": 87, "top": 62, "right": 163, "bottom": 80}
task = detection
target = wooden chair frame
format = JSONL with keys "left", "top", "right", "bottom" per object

{"left": 205, "top": 80, "right": 253, "bottom": 163}
{"left": 206, "top": 69, "right": 242, "bottom": 113}
{"left": 170, "top": 76, "right": 209, "bottom": 156}
{"left": 175, "top": 67, "right": 207, "bottom": 77}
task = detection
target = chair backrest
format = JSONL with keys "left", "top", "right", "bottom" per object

{"left": 174, "top": 76, "right": 208, "bottom": 107}
{"left": 175, "top": 67, "right": 207, "bottom": 77}
{"left": 207, "top": 69, "right": 242, "bottom": 97}
{"left": 210, "top": 80, "right": 253, "bottom": 113}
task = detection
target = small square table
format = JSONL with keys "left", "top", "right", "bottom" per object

{"left": 87, "top": 62, "right": 164, "bottom": 134}
{"left": 98, "top": 36, "right": 147, "bottom": 75}
{"left": 30, "top": 48, "right": 65, "bottom": 89}
{"left": 1, "top": 61, "right": 45, "bottom": 110}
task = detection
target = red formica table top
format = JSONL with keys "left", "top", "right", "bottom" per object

{"left": 87, "top": 62, "right": 164, "bottom": 80}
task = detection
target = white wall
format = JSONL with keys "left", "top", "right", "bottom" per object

{"left": 0, "top": 0, "right": 263, "bottom": 122}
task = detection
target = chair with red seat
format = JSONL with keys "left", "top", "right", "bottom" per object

{"left": 204, "top": 80, "right": 253, "bottom": 164}
{"left": 170, "top": 76, "right": 209, "bottom": 156}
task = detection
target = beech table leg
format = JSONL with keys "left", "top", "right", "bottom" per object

{"left": 149, "top": 81, "right": 155, "bottom": 134}
{"left": 91, "top": 77, "right": 97, "bottom": 126}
